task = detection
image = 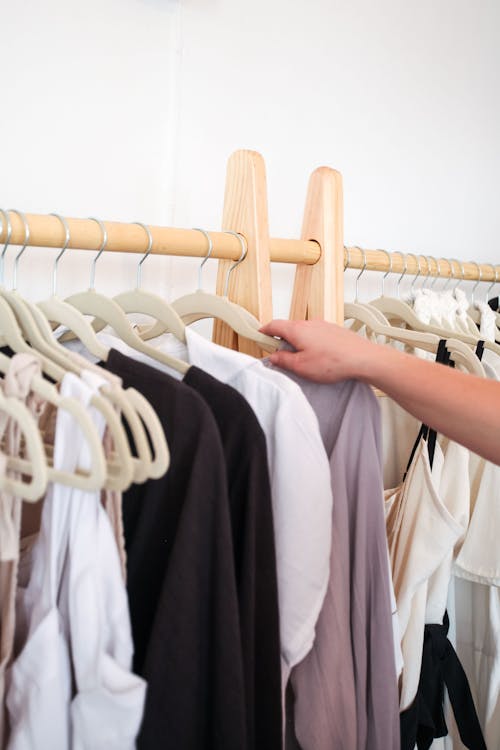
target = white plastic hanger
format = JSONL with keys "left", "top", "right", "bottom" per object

{"left": 140, "top": 228, "right": 280, "bottom": 352}
{"left": 63, "top": 217, "right": 190, "bottom": 375}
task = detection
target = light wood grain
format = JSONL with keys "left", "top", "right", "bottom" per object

{"left": 290, "top": 167, "right": 344, "bottom": 323}
{"left": 0, "top": 211, "right": 318, "bottom": 264}
{"left": 213, "top": 150, "right": 273, "bottom": 357}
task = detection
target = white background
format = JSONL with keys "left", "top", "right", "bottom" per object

{"left": 1, "top": 0, "right": 499, "bottom": 317}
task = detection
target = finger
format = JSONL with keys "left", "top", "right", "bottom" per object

{"left": 259, "top": 319, "right": 295, "bottom": 339}
{"left": 268, "top": 349, "right": 302, "bottom": 373}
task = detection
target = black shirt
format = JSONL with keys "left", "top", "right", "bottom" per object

{"left": 102, "top": 349, "right": 246, "bottom": 750}
{"left": 184, "top": 365, "right": 282, "bottom": 750}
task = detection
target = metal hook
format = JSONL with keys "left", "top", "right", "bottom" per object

{"left": 484, "top": 263, "right": 497, "bottom": 302}
{"left": 430, "top": 258, "right": 441, "bottom": 289}
{"left": 0, "top": 209, "right": 11, "bottom": 285}
{"left": 380, "top": 249, "right": 392, "bottom": 297}
{"left": 223, "top": 231, "right": 247, "bottom": 297}
{"left": 452, "top": 258, "right": 465, "bottom": 291}
{"left": 9, "top": 210, "right": 30, "bottom": 291}
{"left": 421, "top": 256, "right": 432, "bottom": 289}
{"left": 49, "top": 213, "right": 71, "bottom": 296}
{"left": 440, "top": 258, "right": 454, "bottom": 291}
{"left": 88, "top": 217, "right": 108, "bottom": 290}
{"left": 354, "top": 247, "right": 367, "bottom": 302}
{"left": 394, "top": 251, "right": 407, "bottom": 299}
{"left": 440, "top": 258, "right": 453, "bottom": 290}
{"left": 192, "top": 228, "right": 213, "bottom": 290}
{"left": 133, "top": 222, "right": 153, "bottom": 289}
{"left": 470, "top": 261, "right": 482, "bottom": 305}
{"left": 408, "top": 253, "right": 421, "bottom": 293}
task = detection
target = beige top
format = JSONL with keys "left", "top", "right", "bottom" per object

{"left": 385, "top": 437, "right": 469, "bottom": 710}
{"left": 0, "top": 354, "right": 46, "bottom": 750}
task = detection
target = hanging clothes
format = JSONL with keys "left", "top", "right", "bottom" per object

{"left": 0, "top": 354, "right": 46, "bottom": 749}
{"left": 100, "top": 349, "right": 249, "bottom": 750}
{"left": 264, "top": 363, "right": 400, "bottom": 750}
{"left": 181, "top": 365, "right": 282, "bottom": 750}
{"left": 79, "top": 328, "right": 333, "bottom": 694}
{"left": 384, "top": 342, "right": 486, "bottom": 750}
{"left": 6, "top": 369, "right": 145, "bottom": 750}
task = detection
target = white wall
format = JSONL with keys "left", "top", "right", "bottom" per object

{"left": 1, "top": 0, "right": 499, "bottom": 317}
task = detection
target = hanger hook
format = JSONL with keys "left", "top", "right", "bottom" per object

{"left": 9, "top": 209, "right": 30, "bottom": 291}
{"left": 192, "top": 228, "right": 213, "bottom": 290}
{"left": 380, "top": 249, "right": 392, "bottom": 296}
{"left": 424, "top": 255, "right": 439, "bottom": 289}
{"left": 354, "top": 246, "right": 367, "bottom": 302}
{"left": 421, "top": 256, "right": 432, "bottom": 290}
{"left": 441, "top": 258, "right": 454, "bottom": 291}
{"left": 427, "top": 256, "right": 439, "bottom": 289}
{"left": 484, "top": 263, "right": 496, "bottom": 302}
{"left": 49, "top": 213, "right": 70, "bottom": 296}
{"left": 133, "top": 222, "right": 153, "bottom": 289}
{"left": 88, "top": 217, "right": 108, "bottom": 290}
{"left": 470, "top": 261, "right": 481, "bottom": 305}
{"left": 394, "top": 251, "right": 407, "bottom": 299}
{"left": 223, "top": 231, "right": 247, "bottom": 297}
{"left": 0, "top": 209, "right": 12, "bottom": 285}
{"left": 408, "top": 253, "right": 421, "bottom": 293}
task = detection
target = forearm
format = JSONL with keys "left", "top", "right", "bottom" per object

{"left": 358, "top": 343, "right": 500, "bottom": 465}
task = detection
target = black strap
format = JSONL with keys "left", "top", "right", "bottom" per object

{"left": 400, "top": 613, "right": 487, "bottom": 750}
{"left": 404, "top": 340, "right": 449, "bottom": 476}
{"left": 475, "top": 339, "right": 485, "bottom": 362}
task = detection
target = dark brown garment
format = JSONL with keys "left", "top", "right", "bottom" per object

{"left": 102, "top": 349, "right": 246, "bottom": 750}
{"left": 184, "top": 365, "right": 282, "bottom": 750}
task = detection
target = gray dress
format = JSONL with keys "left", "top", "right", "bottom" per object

{"left": 264, "top": 365, "right": 400, "bottom": 750}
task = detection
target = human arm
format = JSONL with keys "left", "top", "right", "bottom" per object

{"left": 260, "top": 319, "right": 500, "bottom": 466}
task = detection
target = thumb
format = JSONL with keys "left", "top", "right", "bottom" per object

{"left": 268, "top": 349, "right": 302, "bottom": 373}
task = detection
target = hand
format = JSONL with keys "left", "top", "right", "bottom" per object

{"left": 260, "top": 319, "right": 377, "bottom": 383}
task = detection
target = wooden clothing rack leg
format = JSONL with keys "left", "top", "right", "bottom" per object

{"left": 213, "top": 150, "right": 273, "bottom": 357}
{"left": 290, "top": 166, "right": 344, "bottom": 324}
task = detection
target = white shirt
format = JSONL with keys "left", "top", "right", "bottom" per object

{"left": 7, "top": 372, "right": 145, "bottom": 750}
{"left": 82, "top": 328, "right": 333, "bottom": 678}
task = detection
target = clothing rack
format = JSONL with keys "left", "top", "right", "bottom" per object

{"left": 1, "top": 150, "right": 497, "bottom": 355}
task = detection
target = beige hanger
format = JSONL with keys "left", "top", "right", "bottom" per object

{"left": 63, "top": 217, "right": 190, "bottom": 375}
{"left": 0, "top": 349, "right": 108, "bottom": 492}
{"left": 142, "top": 229, "right": 280, "bottom": 352}
{"left": 0, "top": 383, "right": 48, "bottom": 502}
{"left": 369, "top": 251, "right": 500, "bottom": 359}
{"left": 90, "top": 221, "right": 186, "bottom": 345}
{"left": 344, "top": 247, "right": 393, "bottom": 336}
{"left": 341, "top": 251, "right": 484, "bottom": 376}
{"left": 0, "top": 212, "right": 140, "bottom": 490}
{"left": 33, "top": 214, "right": 165, "bottom": 485}
{"left": 37, "top": 213, "right": 109, "bottom": 361}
